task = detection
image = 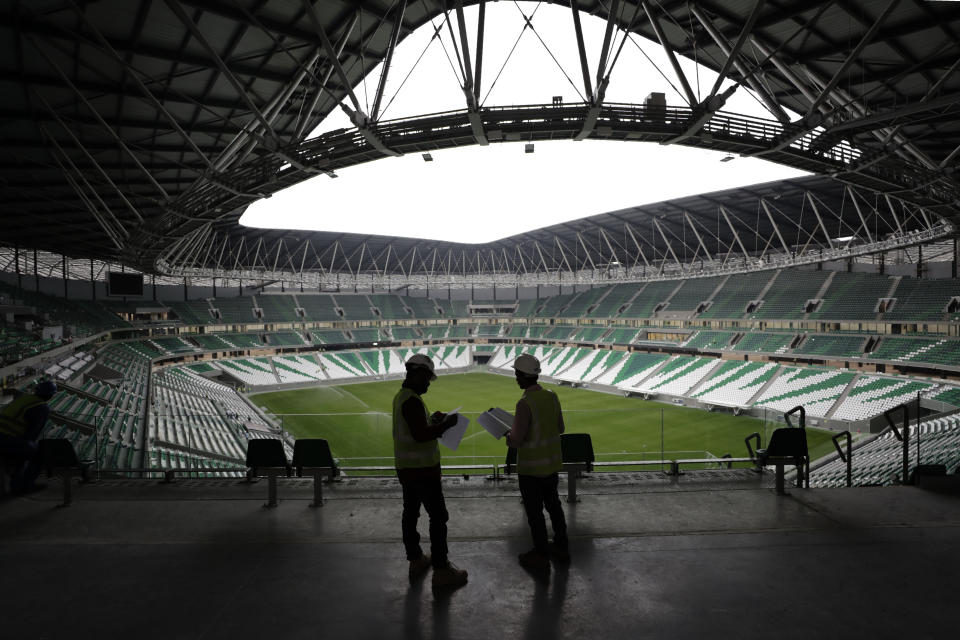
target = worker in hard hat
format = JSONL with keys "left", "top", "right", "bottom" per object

{"left": 0, "top": 379, "right": 58, "bottom": 493}
{"left": 505, "top": 354, "right": 568, "bottom": 572}
{"left": 393, "top": 354, "right": 468, "bottom": 589}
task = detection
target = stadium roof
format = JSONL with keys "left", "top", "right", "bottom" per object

{"left": 2, "top": 0, "right": 959, "bottom": 278}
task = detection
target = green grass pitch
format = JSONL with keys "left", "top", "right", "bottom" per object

{"left": 250, "top": 372, "right": 836, "bottom": 470}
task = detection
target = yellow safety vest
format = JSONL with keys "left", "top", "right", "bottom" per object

{"left": 516, "top": 388, "right": 563, "bottom": 476}
{"left": 393, "top": 387, "right": 441, "bottom": 469}
{"left": 0, "top": 394, "right": 47, "bottom": 438}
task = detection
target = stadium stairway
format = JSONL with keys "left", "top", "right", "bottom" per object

{"left": 1, "top": 477, "right": 957, "bottom": 638}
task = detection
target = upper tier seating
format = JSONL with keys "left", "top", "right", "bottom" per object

{"left": 213, "top": 296, "right": 257, "bottom": 323}
{"left": 255, "top": 295, "right": 300, "bottom": 322}
{"left": 884, "top": 276, "right": 960, "bottom": 321}
{"left": 665, "top": 276, "right": 725, "bottom": 312}
{"left": 348, "top": 328, "right": 382, "bottom": 343}
{"left": 571, "top": 326, "right": 606, "bottom": 342}
{"left": 368, "top": 294, "right": 410, "bottom": 320}
{"left": 513, "top": 299, "right": 540, "bottom": 317}
{"left": 311, "top": 329, "right": 350, "bottom": 344}
{"left": 750, "top": 270, "right": 832, "bottom": 319}
{"left": 163, "top": 300, "right": 217, "bottom": 324}
{"left": 437, "top": 300, "right": 469, "bottom": 318}
{"left": 536, "top": 293, "right": 578, "bottom": 318}
{"left": 390, "top": 326, "right": 421, "bottom": 340}
{"left": 0, "top": 281, "right": 128, "bottom": 335}
{"left": 587, "top": 283, "right": 641, "bottom": 318}
{"left": 620, "top": 281, "right": 677, "bottom": 318}
{"left": 297, "top": 294, "right": 340, "bottom": 321}
{"left": 403, "top": 297, "right": 440, "bottom": 319}
{"left": 559, "top": 288, "right": 611, "bottom": 318}
{"left": 333, "top": 294, "right": 376, "bottom": 320}
{"left": 809, "top": 272, "right": 893, "bottom": 320}
{"left": 698, "top": 272, "right": 772, "bottom": 319}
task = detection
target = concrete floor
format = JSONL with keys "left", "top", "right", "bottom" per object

{"left": 1, "top": 472, "right": 957, "bottom": 639}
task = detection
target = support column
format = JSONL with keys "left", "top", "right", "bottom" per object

{"left": 90, "top": 258, "right": 96, "bottom": 300}
{"left": 152, "top": 274, "right": 156, "bottom": 302}
{"left": 212, "top": 277, "right": 217, "bottom": 298}
{"left": 62, "top": 255, "right": 68, "bottom": 299}
{"left": 14, "top": 244, "right": 22, "bottom": 293}
{"left": 880, "top": 253, "right": 885, "bottom": 275}
{"left": 953, "top": 238, "right": 957, "bottom": 278}
{"left": 917, "top": 244, "right": 923, "bottom": 279}
{"left": 184, "top": 276, "right": 188, "bottom": 301}
{"left": 33, "top": 248, "right": 39, "bottom": 293}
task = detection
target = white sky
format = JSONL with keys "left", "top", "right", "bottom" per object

{"left": 241, "top": 2, "right": 809, "bottom": 244}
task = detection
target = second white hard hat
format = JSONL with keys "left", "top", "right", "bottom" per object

{"left": 512, "top": 353, "right": 541, "bottom": 375}
{"left": 406, "top": 353, "right": 437, "bottom": 380}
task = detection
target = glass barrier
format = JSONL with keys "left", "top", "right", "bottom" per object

{"left": 43, "top": 404, "right": 959, "bottom": 486}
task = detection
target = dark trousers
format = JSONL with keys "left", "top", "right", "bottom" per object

{"left": 0, "top": 435, "right": 41, "bottom": 491}
{"left": 398, "top": 467, "right": 448, "bottom": 567}
{"left": 519, "top": 473, "right": 568, "bottom": 555}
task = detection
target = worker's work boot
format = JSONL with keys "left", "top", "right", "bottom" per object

{"left": 408, "top": 554, "right": 431, "bottom": 581}
{"left": 518, "top": 549, "right": 550, "bottom": 573}
{"left": 431, "top": 561, "right": 468, "bottom": 589}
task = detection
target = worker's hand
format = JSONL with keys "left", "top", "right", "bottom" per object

{"left": 504, "top": 429, "right": 512, "bottom": 445}
{"left": 430, "top": 411, "right": 445, "bottom": 425}
{"left": 442, "top": 414, "right": 458, "bottom": 430}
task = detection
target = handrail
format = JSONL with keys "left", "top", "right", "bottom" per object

{"left": 744, "top": 432, "right": 761, "bottom": 460}
{"left": 784, "top": 405, "right": 806, "bottom": 428}
{"left": 831, "top": 431, "right": 853, "bottom": 488}
{"left": 883, "top": 403, "right": 911, "bottom": 484}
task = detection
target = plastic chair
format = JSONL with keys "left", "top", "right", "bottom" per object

{"left": 245, "top": 439, "right": 290, "bottom": 507}
{"left": 37, "top": 438, "right": 92, "bottom": 507}
{"left": 292, "top": 438, "right": 338, "bottom": 507}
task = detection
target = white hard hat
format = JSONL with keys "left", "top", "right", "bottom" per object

{"left": 406, "top": 354, "right": 437, "bottom": 380}
{"left": 513, "top": 353, "right": 541, "bottom": 375}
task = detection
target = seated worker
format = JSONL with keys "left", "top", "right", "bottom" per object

{"left": 393, "top": 354, "right": 468, "bottom": 589}
{"left": 0, "top": 379, "right": 57, "bottom": 493}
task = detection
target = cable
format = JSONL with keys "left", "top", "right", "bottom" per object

{"left": 511, "top": 1, "right": 585, "bottom": 102}
{"left": 379, "top": 16, "right": 448, "bottom": 120}
{"left": 481, "top": 3, "right": 541, "bottom": 106}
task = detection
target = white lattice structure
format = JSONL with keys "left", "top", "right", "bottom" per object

{"left": 694, "top": 362, "right": 780, "bottom": 407}
{"left": 754, "top": 367, "right": 855, "bottom": 417}
{"left": 635, "top": 356, "right": 720, "bottom": 396}
{"left": 829, "top": 376, "right": 937, "bottom": 421}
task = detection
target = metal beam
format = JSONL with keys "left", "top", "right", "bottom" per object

{"left": 371, "top": 1, "right": 406, "bottom": 122}
{"left": 641, "top": 0, "right": 697, "bottom": 107}
{"left": 806, "top": 0, "right": 901, "bottom": 116}
{"left": 708, "top": 0, "right": 765, "bottom": 99}
{"left": 805, "top": 191, "right": 834, "bottom": 249}
{"left": 760, "top": 199, "right": 791, "bottom": 254}
{"left": 569, "top": 0, "right": 594, "bottom": 103}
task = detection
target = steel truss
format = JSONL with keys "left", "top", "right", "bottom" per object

{"left": 154, "top": 182, "right": 952, "bottom": 289}
{"left": 1, "top": 1, "right": 958, "bottom": 280}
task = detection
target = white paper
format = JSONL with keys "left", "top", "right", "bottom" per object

{"left": 477, "top": 407, "right": 514, "bottom": 439}
{"left": 438, "top": 413, "right": 470, "bottom": 451}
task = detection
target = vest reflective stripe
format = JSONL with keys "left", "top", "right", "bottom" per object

{"left": 0, "top": 394, "right": 46, "bottom": 438}
{"left": 392, "top": 387, "right": 441, "bottom": 469}
{"left": 516, "top": 388, "right": 562, "bottom": 476}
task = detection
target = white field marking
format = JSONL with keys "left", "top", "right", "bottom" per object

{"left": 336, "top": 387, "right": 371, "bottom": 409}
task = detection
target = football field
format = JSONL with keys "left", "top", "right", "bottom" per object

{"left": 250, "top": 372, "right": 836, "bottom": 470}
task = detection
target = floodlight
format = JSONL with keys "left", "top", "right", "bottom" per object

{"left": 720, "top": 155, "right": 734, "bottom": 162}
{"left": 525, "top": 143, "right": 535, "bottom": 154}
{"left": 422, "top": 153, "right": 433, "bottom": 162}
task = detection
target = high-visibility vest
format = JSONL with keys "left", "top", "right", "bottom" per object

{"left": 393, "top": 387, "right": 441, "bottom": 469}
{"left": 516, "top": 388, "right": 563, "bottom": 476}
{"left": 0, "top": 394, "right": 47, "bottom": 438}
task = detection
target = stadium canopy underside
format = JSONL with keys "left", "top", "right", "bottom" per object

{"left": 2, "top": 0, "right": 959, "bottom": 286}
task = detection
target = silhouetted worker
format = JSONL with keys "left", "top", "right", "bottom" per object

{"left": 393, "top": 354, "right": 468, "bottom": 589}
{"left": 0, "top": 379, "right": 57, "bottom": 493}
{"left": 505, "top": 354, "right": 569, "bottom": 572}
